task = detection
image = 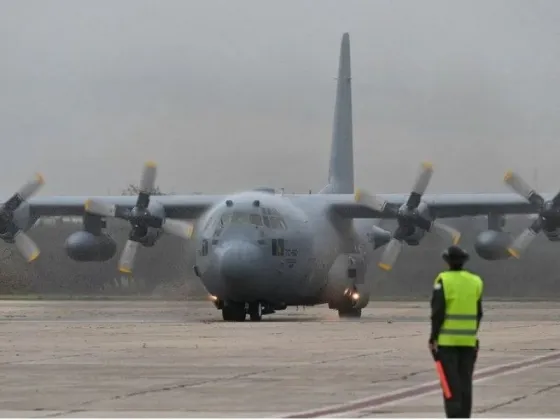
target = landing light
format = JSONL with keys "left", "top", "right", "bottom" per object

{"left": 351, "top": 292, "right": 360, "bottom": 301}
{"left": 208, "top": 294, "right": 218, "bottom": 302}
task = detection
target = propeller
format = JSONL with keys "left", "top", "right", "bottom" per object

{"left": 503, "top": 170, "right": 560, "bottom": 258}
{"left": 85, "top": 161, "right": 195, "bottom": 273}
{"left": 0, "top": 173, "right": 45, "bottom": 262}
{"left": 355, "top": 162, "right": 461, "bottom": 271}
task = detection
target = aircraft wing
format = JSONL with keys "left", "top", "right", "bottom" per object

{"left": 25, "top": 195, "right": 225, "bottom": 219}
{"left": 327, "top": 192, "right": 550, "bottom": 219}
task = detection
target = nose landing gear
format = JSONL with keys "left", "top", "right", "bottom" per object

{"left": 248, "top": 302, "right": 262, "bottom": 321}
{"left": 221, "top": 301, "right": 270, "bottom": 322}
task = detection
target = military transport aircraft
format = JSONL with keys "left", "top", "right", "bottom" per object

{"left": 0, "top": 33, "right": 557, "bottom": 321}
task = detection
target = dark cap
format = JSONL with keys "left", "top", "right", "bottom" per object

{"left": 442, "top": 245, "right": 469, "bottom": 263}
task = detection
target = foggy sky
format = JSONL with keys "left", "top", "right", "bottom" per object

{"left": 1, "top": 0, "right": 560, "bottom": 195}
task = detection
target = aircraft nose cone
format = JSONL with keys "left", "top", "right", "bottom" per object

{"left": 218, "top": 241, "right": 266, "bottom": 300}
{"left": 219, "top": 241, "right": 263, "bottom": 281}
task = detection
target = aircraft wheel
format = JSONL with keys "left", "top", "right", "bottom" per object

{"left": 337, "top": 307, "right": 362, "bottom": 319}
{"left": 248, "top": 302, "right": 263, "bottom": 322}
{"left": 222, "top": 302, "right": 246, "bottom": 322}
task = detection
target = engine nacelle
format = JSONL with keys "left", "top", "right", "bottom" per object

{"left": 65, "top": 231, "right": 117, "bottom": 262}
{"left": 474, "top": 230, "right": 512, "bottom": 260}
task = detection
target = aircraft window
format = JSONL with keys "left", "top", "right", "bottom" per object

{"left": 262, "top": 207, "right": 280, "bottom": 216}
{"left": 220, "top": 212, "right": 232, "bottom": 226}
{"left": 249, "top": 214, "right": 263, "bottom": 226}
{"left": 201, "top": 239, "right": 209, "bottom": 256}
{"left": 268, "top": 216, "right": 287, "bottom": 230}
{"left": 272, "top": 238, "right": 285, "bottom": 256}
{"left": 231, "top": 211, "right": 250, "bottom": 224}
{"left": 263, "top": 216, "right": 271, "bottom": 228}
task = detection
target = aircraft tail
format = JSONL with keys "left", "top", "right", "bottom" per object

{"left": 319, "top": 32, "right": 354, "bottom": 195}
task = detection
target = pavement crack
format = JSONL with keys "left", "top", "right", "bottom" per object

{"left": 476, "top": 382, "right": 560, "bottom": 414}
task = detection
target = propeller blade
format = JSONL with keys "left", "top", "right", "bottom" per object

{"left": 139, "top": 161, "right": 157, "bottom": 193}
{"left": 3, "top": 173, "right": 46, "bottom": 212}
{"left": 430, "top": 221, "right": 462, "bottom": 245}
{"left": 162, "top": 219, "right": 195, "bottom": 240}
{"left": 377, "top": 238, "right": 403, "bottom": 271}
{"left": 84, "top": 199, "right": 116, "bottom": 218}
{"left": 507, "top": 228, "right": 539, "bottom": 259}
{"left": 503, "top": 171, "right": 544, "bottom": 205}
{"left": 412, "top": 162, "right": 434, "bottom": 195}
{"left": 13, "top": 231, "right": 40, "bottom": 262}
{"left": 407, "top": 162, "right": 433, "bottom": 208}
{"left": 17, "top": 173, "right": 45, "bottom": 201}
{"left": 507, "top": 218, "right": 543, "bottom": 259}
{"left": 354, "top": 189, "right": 389, "bottom": 213}
{"left": 118, "top": 240, "right": 140, "bottom": 273}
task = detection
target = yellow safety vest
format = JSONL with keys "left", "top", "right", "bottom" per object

{"left": 434, "top": 270, "right": 483, "bottom": 347}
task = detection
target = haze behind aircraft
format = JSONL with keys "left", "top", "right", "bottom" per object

{"left": 1, "top": 33, "right": 559, "bottom": 321}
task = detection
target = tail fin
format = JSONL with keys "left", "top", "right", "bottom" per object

{"left": 320, "top": 32, "right": 354, "bottom": 195}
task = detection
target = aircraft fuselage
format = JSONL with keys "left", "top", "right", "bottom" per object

{"left": 193, "top": 191, "right": 365, "bottom": 320}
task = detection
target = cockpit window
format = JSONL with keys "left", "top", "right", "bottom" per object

{"left": 260, "top": 207, "right": 287, "bottom": 230}
{"left": 249, "top": 214, "right": 263, "bottom": 226}
{"left": 268, "top": 216, "right": 287, "bottom": 230}
{"left": 231, "top": 211, "right": 250, "bottom": 224}
{"left": 262, "top": 207, "right": 280, "bottom": 216}
{"left": 220, "top": 212, "right": 233, "bottom": 226}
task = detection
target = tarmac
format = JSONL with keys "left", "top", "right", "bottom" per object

{"left": 1, "top": 300, "right": 560, "bottom": 418}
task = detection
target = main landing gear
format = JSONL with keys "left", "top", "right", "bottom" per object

{"left": 334, "top": 287, "right": 363, "bottom": 319}
{"left": 221, "top": 301, "right": 267, "bottom": 322}
{"left": 337, "top": 307, "right": 362, "bottom": 319}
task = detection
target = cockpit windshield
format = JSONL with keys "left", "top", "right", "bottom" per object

{"left": 218, "top": 211, "right": 263, "bottom": 228}
{"left": 249, "top": 213, "right": 263, "bottom": 226}
{"left": 214, "top": 207, "right": 287, "bottom": 233}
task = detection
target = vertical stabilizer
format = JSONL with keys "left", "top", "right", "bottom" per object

{"left": 320, "top": 32, "right": 354, "bottom": 194}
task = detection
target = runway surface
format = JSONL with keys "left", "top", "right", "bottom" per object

{"left": 1, "top": 300, "right": 560, "bottom": 417}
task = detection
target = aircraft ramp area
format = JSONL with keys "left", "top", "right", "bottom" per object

{"left": 1, "top": 300, "right": 560, "bottom": 417}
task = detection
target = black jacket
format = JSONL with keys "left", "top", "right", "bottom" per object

{"left": 430, "top": 269, "right": 483, "bottom": 343}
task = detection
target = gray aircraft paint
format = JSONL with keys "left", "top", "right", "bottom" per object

{"left": 1, "top": 32, "right": 559, "bottom": 320}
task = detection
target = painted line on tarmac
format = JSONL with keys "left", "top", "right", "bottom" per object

{"left": 283, "top": 349, "right": 560, "bottom": 418}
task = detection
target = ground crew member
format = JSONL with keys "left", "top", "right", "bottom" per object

{"left": 428, "top": 245, "right": 483, "bottom": 418}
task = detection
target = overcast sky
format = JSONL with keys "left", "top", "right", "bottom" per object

{"left": 1, "top": 0, "right": 560, "bottom": 195}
